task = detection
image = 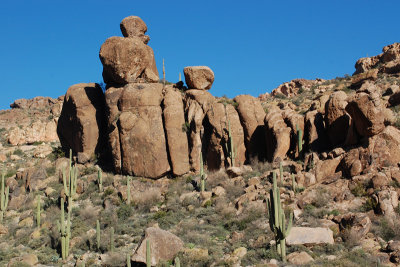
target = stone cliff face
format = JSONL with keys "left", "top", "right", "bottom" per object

{"left": 56, "top": 16, "right": 400, "bottom": 180}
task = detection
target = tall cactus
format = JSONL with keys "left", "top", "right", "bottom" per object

{"left": 36, "top": 195, "right": 41, "bottom": 228}
{"left": 0, "top": 172, "right": 9, "bottom": 222}
{"left": 296, "top": 124, "right": 304, "bottom": 157}
{"left": 127, "top": 254, "right": 131, "bottom": 267}
{"left": 98, "top": 169, "right": 103, "bottom": 192}
{"left": 162, "top": 58, "right": 166, "bottom": 86}
{"left": 267, "top": 171, "right": 293, "bottom": 262}
{"left": 279, "top": 162, "right": 283, "bottom": 183}
{"left": 174, "top": 257, "right": 180, "bottom": 267}
{"left": 199, "top": 153, "right": 206, "bottom": 192}
{"left": 58, "top": 200, "right": 71, "bottom": 260}
{"left": 127, "top": 176, "right": 131, "bottom": 205}
{"left": 63, "top": 149, "right": 77, "bottom": 212}
{"left": 96, "top": 219, "right": 101, "bottom": 251}
{"left": 146, "top": 239, "right": 151, "bottom": 267}
{"left": 225, "top": 118, "right": 236, "bottom": 167}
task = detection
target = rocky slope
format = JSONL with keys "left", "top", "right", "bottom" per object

{"left": 1, "top": 15, "right": 400, "bottom": 266}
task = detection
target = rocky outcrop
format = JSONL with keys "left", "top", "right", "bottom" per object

{"left": 264, "top": 109, "right": 291, "bottom": 161}
{"left": 282, "top": 108, "right": 304, "bottom": 158}
{"left": 131, "top": 227, "right": 184, "bottom": 266}
{"left": 57, "top": 83, "right": 106, "bottom": 162}
{"left": 234, "top": 95, "right": 266, "bottom": 161}
{"left": 354, "top": 42, "right": 400, "bottom": 75}
{"left": 8, "top": 120, "right": 58, "bottom": 146}
{"left": 204, "top": 102, "right": 246, "bottom": 170}
{"left": 162, "top": 86, "right": 190, "bottom": 176}
{"left": 185, "top": 89, "right": 216, "bottom": 172}
{"left": 304, "top": 110, "right": 329, "bottom": 152}
{"left": 107, "top": 83, "right": 170, "bottom": 178}
{"left": 184, "top": 66, "right": 215, "bottom": 90}
{"left": 99, "top": 16, "right": 158, "bottom": 85}
{"left": 270, "top": 79, "right": 321, "bottom": 97}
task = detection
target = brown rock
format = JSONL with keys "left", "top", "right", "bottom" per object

{"left": 315, "top": 157, "right": 341, "bottom": 182}
{"left": 333, "top": 213, "right": 371, "bottom": 239}
{"left": 234, "top": 95, "right": 266, "bottom": 161}
{"left": 287, "top": 251, "right": 314, "bottom": 265}
{"left": 131, "top": 227, "right": 184, "bottom": 266}
{"left": 350, "top": 69, "right": 378, "bottom": 89}
{"left": 162, "top": 86, "right": 190, "bottom": 176}
{"left": 117, "top": 83, "right": 170, "bottom": 178}
{"left": 324, "top": 91, "right": 356, "bottom": 146}
{"left": 99, "top": 36, "right": 158, "bottom": 85}
{"left": 205, "top": 102, "right": 246, "bottom": 170}
{"left": 341, "top": 148, "right": 367, "bottom": 178}
{"left": 264, "top": 109, "right": 291, "bottom": 162}
{"left": 57, "top": 83, "right": 105, "bottom": 161}
{"left": 271, "top": 79, "right": 317, "bottom": 97}
{"left": 304, "top": 110, "right": 329, "bottom": 152}
{"left": 372, "top": 172, "right": 389, "bottom": 189}
{"left": 185, "top": 89, "right": 216, "bottom": 172}
{"left": 282, "top": 108, "right": 305, "bottom": 158}
{"left": 346, "top": 92, "right": 385, "bottom": 137}
{"left": 184, "top": 66, "right": 214, "bottom": 90}
{"left": 368, "top": 126, "right": 400, "bottom": 168}
{"left": 120, "top": 16, "right": 150, "bottom": 44}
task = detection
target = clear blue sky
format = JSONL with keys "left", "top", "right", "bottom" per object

{"left": 0, "top": 0, "right": 399, "bottom": 110}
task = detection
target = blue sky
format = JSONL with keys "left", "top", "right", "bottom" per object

{"left": 0, "top": 0, "right": 399, "bottom": 110}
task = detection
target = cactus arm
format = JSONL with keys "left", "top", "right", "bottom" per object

{"left": 146, "top": 239, "right": 151, "bottom": 267}
{"left": 96, "top": 220, "right": 101, "bottom": 251}
{"left": 36, "top": 195, "right": 40, "bottom": 228}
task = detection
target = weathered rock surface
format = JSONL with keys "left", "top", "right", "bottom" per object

{"left": 57, "top": 83, "right": 106, "bottom": 161}
{"left": 204, "top": 102, "right": 246, "bottom": 170}
{"left": 286, "top": 227, "right": 334, "bottom": 245}
{"left": 264, "top": 109, "right": 291, "bottom": 161}
{"left": 120, "top": 15, "right": 150, "bottom": 44}
{"left": 287, "top": 251, "right": 314, "bottom": 265}
{"left": 185, "top": 90, "right": 216, "bottom": 172}
{"left": 304, "top": 110, "right": 329, "bottom": 152}
{"left": 110, "top": 83, "right": 170, "bottom": 178}
{"left": 162, "top": 86, "right": 190, "bottom": 176}
{"left": 131, "top": 227, "right": 184, "bottom": 266}
{"left": 99, "top": 36, "right": 158, "bottom": 85}
{"left": 184, "top": 66, "right": 214, "bottom": 90}
{"left": 233, "top": 95, "right": 266, "bottom": 161}
{"left": 271, "top": 79, "right": 319, "bottom": 97}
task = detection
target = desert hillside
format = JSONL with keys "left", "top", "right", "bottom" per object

{"left": 1, "top": 16, "right": 400, "bottom": 267}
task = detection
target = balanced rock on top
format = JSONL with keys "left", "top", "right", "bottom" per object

{"left": 184, "top": 66, "right": 215, "bottom": 90}
{"left": 120, "top": 16, "right": 150, "bottom": 44}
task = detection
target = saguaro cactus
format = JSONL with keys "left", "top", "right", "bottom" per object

{"left": 63, "top": 149, "right": 77, "bottom": 212}
{"left": 279, "top": 162, "right": 283, "bottom": 183}
{"left": 36, "top": 195, "right": 41, "bottom": 228}
{"left": 174, "top": 257, "right": 180, "bottom": 267}
{"left": 127, "top": 176, "right": 132, "bottom": 205}
{"left": 96, "top": 220, "right": 101, "bottom": 251}
{"left": 58, "top": 200, "right": 71, "bottom": 260}
{"left": 162, "top": 58, "right": 166, "bottom": 85}
{"left": 127, "top": 254, "right": 131, "bottom": 267}
{"left": 0, "top": 172, "right": 9, "bottom": 222}
{"left": 296, "top": 124, "right": 304, "bottom": 157}
{"left": 98, "top": 169, "right": 103, "bottom": 192}
{"left": 146, "top": 239, "right": 151, "bottom": 267}
{"left": 225, "top": 119, "right": 236, "bottom": 167}
{"left": 200, "top": 153, "right": 206, "bottom": 192}
{"left": 267, "top": 171, "right": 293, "bottom": 262}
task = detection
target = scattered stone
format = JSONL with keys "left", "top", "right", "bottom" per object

{"left": 287, "top": 251, "right": 314, "bottom": 265}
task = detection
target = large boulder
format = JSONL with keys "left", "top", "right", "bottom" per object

{"left": 282, "top": 108, "right": 304, "bottom": 158}
{"left": 304, "top": 110, "right": 329, "bottom": 152}
{"left": 346, "top": 91, "right": 385, "bottom": 137}
{"left": 233, "top": 95, "right": 266, "bottom": 161}
{"left": 264, "top": 109, "right": 291, "bottom": 162}
{"left": 184, "top": 66, "right": 215, "bottom": 90}
{"left": 99, "top": 36, "right": 158, "bottom": 85}
{"left": 120, "top": 16, "right": 150, "bottom": 44}
{"left": 184, "top": 89, "right": 216, "bottom": 172}
{"left": 106, "top": 83, "right": 170, "bottom": 178}
{"left": 324, "top": 91, "right": 357, "bottom": 146}
{"left": 57, "top": 83, "right": 106, "bottom": 161}
{"left": 204, "top": 102, "right": 246, "bottom": 170}
{"left": 162, "top": 86, "right": 190, "bottom": 176}
{"left": 131, "top": 227, "right": 184, "bottom": 266}
{"left": 286, "top": 227, "right": 334, "bottom": 246}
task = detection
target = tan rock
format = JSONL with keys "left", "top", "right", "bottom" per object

{"left": 184, "top": 66, "right": 214, "bottom": 90}
{"left": 120, "top": 16, "right": 150, "bottom": 44}
{"left": 286, "top": 227, "right": 334, "bottom": 245}
{"left": 271, "top": 79, "right": 317, "bottom": 97}
{"left": 99, "top": 36, "right": 158, "bottom": 84}
{"left": 18, "top": 217, "right": 33, "bottom": 227}
{"left": 0, "top": 224, "right": 8, "bottom": 235}
{"left": 57, "top": 83, "right": 105, "bottom": 162}
{"left": 282, "top": 108, "right": 305, "bottom": 158}
{"left": 346, "top": 92, "right": 385, "bottom": 137}
{"left": 117, "top": 83, "right": 170, "bottom": 178}
{"left": 287, "top": 251, "right": 314, "bottom": 265}
{"left": 315, "top": 157, "right": 341, "bottom": 182}
{"left": 131, "top": 227, "right": 184, "bottom": 266}
{"left": 264, "top": 109, "right": 291, "bottom": 161}
{"left": 162, "top": 86, "right": 190, "bottom": 176}
{"left": 333, "top": 213, "right": 371, "bottom": 239}
{"left": 205, "top": 102, "right": 246, "bottom": 170}
{"left": 304, "top": 110, "right": 329, "bottom": 152}
{"left": 350, "top": 69, "right": 378, "bottom": 88}
{"left": 185, "top": 89, "right": 216, "bottom": 172}
{"left": 234, "top": 95, "right": 267, "bottom": 160}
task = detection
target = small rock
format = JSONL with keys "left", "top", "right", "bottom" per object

{"left": 0, "top": 224, "right": 8, "bottom": 235}
{"left": 212, "top": 186, "right": 226, "bottom": 197}
{"left": 18, "top": 217, "right": 34, "bottom": 228}
{"left": 287, "top": 251, "right": 314, "bottom": 265}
